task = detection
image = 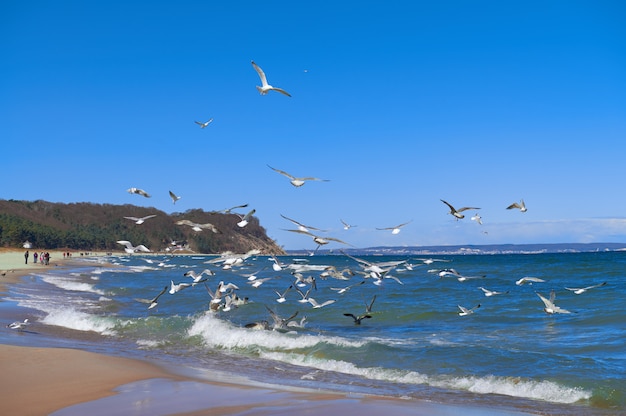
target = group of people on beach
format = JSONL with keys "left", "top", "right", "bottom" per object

{"left": 24, "top": 250, "right": 51, "bottom": 265}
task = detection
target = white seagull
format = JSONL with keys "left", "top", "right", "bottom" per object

{"left": 169, "top": 191, "right": 182, "bottom": 204}
{"left": 376, "top": 221, "right": 412, "bottom": 235}
{"left": 7, "top": 319, "right": 30, "bottom": 331}
{"left": 212, "top": 203, "right": 249, "bottom": 214}
{"left": 127, "top": 187, "right": 151, "bottom": 198}
{"left": 471, "top": 213, "right": 483, "bottom": 225}
{"left": 135, "top": 286, "right": 168, "bottom": 310}
{"left": 565, "top": 281, "right": 607, "bottom": 295}
{"left": 169, "top": 280, "right": 192, "bottom": 294}
{"left": 195, "top": 118, "right": 214, "bottom": 128}
{"left": 123, "top": 215, "right": 157, "bottom": 225}
{"left": 236, "top": 209, "right": 256, "bottom": 228}
{"left": 280, "top": 214, "right": 326, "bottom": 232}
{"left": 274, "top": 285, "right": 293, "bottom": 303}
{"left": 441, "top": 199, "right": 480, "bottom": 220}
{"left": 184, "top": 269, "right": 215, "bottom": 285}
{"left": 478, "top": 287, "right": 509, "bottom": 297}
{"left": 286, "top": 229, "right": 351, "bottom": 252}
{"left": 176, "top": 220, "right": 220, "bottom": 233}
{"left": 340, "top": 219, "right": 357, "bottom": 230}
{"left": 516, "top": 276, "right": 545, "bottom": 286}
{"left": 507, "top": 199, "right": 527, "bottom": 212}
{"left": 308, "top": 297, "right": 336, "bottom": 309}
{"left": 537, "top": 290, "right": 572, "bottom": 314}
{"left": 251, "top": 60, "right": 291, "bottom": 97}
{"left": 268, "top": 165, "right": 329, "bottom": 187}
{"left": 117, "top": 240, "right": 151, "bottom": 254}
{"left": 458, "top": 304, "right": 481, "bottom": 316}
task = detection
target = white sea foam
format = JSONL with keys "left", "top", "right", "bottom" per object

{"left": 258, "top": 351, "right": 591, "bottom": 405}
{"left": 40, "top": 274, "right": 105, "bottom": 295}
{"left": 41, "top": 306, "right": 117, "bottom": 335}
{"left": 188, "top": 313, "right": 365, "bottom": 351}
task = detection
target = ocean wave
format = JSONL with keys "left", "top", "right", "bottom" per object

{"left": 40, "top": 306, "right": 117, "bottom": 335}
{"left": 40, "top": 274, "right": 105, "bottom": 295}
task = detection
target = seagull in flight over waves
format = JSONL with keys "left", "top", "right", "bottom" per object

{"left": 340, "top": 219, "right": 357, "bottom": 230}
{"left": 565, "top": 281, "right": 607, "bottom": 295}
{"left": 176, "top": 220, "right": 220, "bottom": 233}
{"left": 440, "top": 199, "right": 480, "bottom": 219}
{"left": 169, "top": 280, "right": 192, "bottom": 294}
{"left": 7, "top": 319, "right": 30, "bottom": 331}
{"left": 458, "top": 304, "right": 481, "bottom": 316}
{"left": 212, "top": 203, "right": 249, "bottom": 214}
{"left": 184, "top": 269, "right": 215, "bottom": 285}
{"left": 251, "top": 60, "right": 291, "bottom": 97}
{"left": 507, "top": 199, "right": 527, "bottom": 212}
{"left": 236, "top": 209, "right": 256, "bottom": 228}
{"left": 536, "top": 290, "right": 572, "bottom": 314}
{"left": 478, "top": 287, "right": 509, "bottom": 297}
{"left": 135, "top": 286, "right": 168, "bottom": 310}
{"left": 344, "top": 313, "right": 372, "bottom": 325}
{"left": 308, "top": 297, "right": 336, "bottom": 309}
{"left": 117, "top": 240, "right": 151, "bottom": 254}
{"left": 280, "top": 214, "right": 326, "bottom": 232}
{"left": 376, "top": 221, "right": 411, "bottom": 235}
{"left": 516, "top": 276, "right": 545, "bottom": 286}
{"left": 268, "top": 165, "right": 329, "bottom": 187}
{"left": 169, "top": 190, "right": 182, "bottom": 204}
{"left": 194, "top": 118, "right": 214, "bottom": 128}
{"left": 265, "top": 306, "right": 299, "bottom": 331}
{"left": 275, "top": 285, "right": 293, "bottom": 303}
{"left": 127, "top": 187, "right": 151, "bottom": 198}
{"left": 285, "top": 229, "right": 351, "bottom": 252}
{"left": 123, "top": 215, "right": 157, "bottom": 225}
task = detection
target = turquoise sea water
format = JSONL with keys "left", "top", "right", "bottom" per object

{"left": 2, "top": 251, "right": 624, "bottom": 415}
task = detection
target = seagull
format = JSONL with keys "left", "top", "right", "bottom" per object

{"left": 507, "top": 199, "right": 527, "bottom": 212}
{"left": 438, "top": 268, "right": 486, "bottom": 282}
{"left": 565, "top": 281, "right": 607, "bottom": 295}
{"left": 280, "top": 214, "right": 326, "bottom": 232}
{"left": 212, "top": 203, "right": 249, "bottom": 214}
{"left": 330, "top": 280, "right": 365, "bottom": 294}
{"left": 184, "top": 269, "right": 215, "bottom": 285}
{"left": 116, "top": 240, "right": 151, "bottom": 254}
{"left": 7, "top": 319, "right": 30, "bottom": 331}
{"left": 458, "top": 304, "right": 481, "bottom": 316}
{"left": 537, "top": 290, "right": 572, "bottom": 314}
{"left": 123, "top": 215, "right": 157, "bottom": 225}
{"left": 308, "top": 297, "right": 336, "bottom": 309}
{"left": 285, "top": 229, "right": 351, "bottom": 252}
{"left": 275, "top": 285, "right": 293, "bottom": 303}
{"left": 516, "top": 276, "right": 545, "bottom": 286}
{"left": 364, "top": 295, "right": 377, "bottom": 313}
{"left": 265, "top": 306, "right": 299, "bottom": 331}
{"left": 376, "top": 221, "right": 411, "bottom": 235}
{"left": 344, "top": 313, "right": 372, "bottom": 325}
{"left": 135, "top": 286, "right": 168, "bottom": 309}
{"left": 470, "top": 213, "right": 482, "bottom": 225}
{"left": 127, "top": 187, "right": 151, "bottom": 198}
{"left": 270, "top": 255, "right": 288, "bottom": 271}
{"left": 340, "top": 219, "right": 357, "bottom": 230}
{"left": 176, "top": 219, "right": 220, "bottom": 233}
{"left": 236, "top": 209, "right": 256, "bottom": 228}
{"left": 169, "top": 191, "right": 182, "bottom": 204}
{"left": 268, "top": 165, "right": 329, "bottom": 187}
{"left": 169, "top": 280, "right": 192, "bottom": 294}
{"left": 247, "top": 276, "right": 274, "bottom": 288}
{"left": 478, "top": 287, "right": 509, "bottom": 297}
{"left": 251, "top": 60, "right": 291, "bottom": 97}
{"left": 440, "top": 199, "right": 480, "bottom": 219}
{"left": 194, "top": 118, "right": 214, "bottom": 128}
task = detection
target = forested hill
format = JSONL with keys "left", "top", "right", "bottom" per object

{"left": 0, "top": 199, "right": 285, "bottom": 255}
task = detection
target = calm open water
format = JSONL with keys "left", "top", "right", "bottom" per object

{"left": 2, "top": 251, "right": 624, "bottom": 415}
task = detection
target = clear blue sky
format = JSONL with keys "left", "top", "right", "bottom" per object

{"left": 2, "top": 1, "right": 625, "bottom": 250}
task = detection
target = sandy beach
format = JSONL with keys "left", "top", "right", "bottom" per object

{"left": 0, "top": 249, "right": 536, "bottom": 415}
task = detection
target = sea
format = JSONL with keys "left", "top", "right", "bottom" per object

{"left": 2, "top": 250, "right": 624, "bottom": 415}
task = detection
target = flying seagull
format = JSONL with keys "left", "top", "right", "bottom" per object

{"left": 268, "top": 165, "right": 329, "bottom": 187}
{"left": 440, "top": 199, "right": 480, "bottom": 220}
{"left": 344, "top": 313, "right": 372, "bottom": 325}
{"left": 236, "top": 209, "right": 256, "bottom": 228}
{"left": 516, "top": 276, "right": 545, "bottom": 286}
{"left": 565, "top": 281, "right": 607, "bottom": 295}
{"left": 176, "top": 220, "right": 220, "bottom": 233}
{"left": 123, "top": 215, "right": 156, "bottom": 225}
{"left": 135, "top": 286, "right": 168, "bottom": 310}
{"left": 117, "top": 240, "right": 151, "bottom": 254}
{"left": 195, "top": 118, "right": 214, "bottom": 128}
{"left": 169, "top": 191, "right": 182, "bottom": 204}
{"left": 340, "top": 219, "right": 357, "bottom": 230}
{"left": 127, "top": 187, "right": 151, "bottom": 198}
{"left": 251, "top": 60, "right": 291, "bottom": 97}
{"left": 478, "top": 287, "right": 509, "bottom": 297}
{"left": 212, "top": 203, "right": 249, "bottom": 214}
{"left": 376, "top": 221, "right": 411, "bottom": 235}
{"left": 536, "top": 290, "right": 572, "bottom": 314}
{"left": 458, "top": 304, "right": 481, "bottom": 316}
{"left": 285, "top": 229, "right": 351, "bottom": 252}
{"left": 507, "top": 199, "right": 527, "bottom": 212}
{"left": 471, "top": 213, "right": 483, "bottom": 225}
{"left": 280, "top": 214, "right": 326, "bottom": 232}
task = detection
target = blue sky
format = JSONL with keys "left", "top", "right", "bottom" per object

{"left": 2, "top": 1, "right": 625, "bottom": 250}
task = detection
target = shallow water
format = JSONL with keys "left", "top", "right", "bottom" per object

{"left": 2, "top": 251, "right": 624, "bottom": 415}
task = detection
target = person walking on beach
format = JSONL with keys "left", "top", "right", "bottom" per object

{"left": 33, "top": 252, "right": 38, "bottom": 263}
{"left": 24, "top": 250, "right": 29, "bottom": 264}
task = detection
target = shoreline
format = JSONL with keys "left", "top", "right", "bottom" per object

{"left": 1, "top": 249, "right": 538, "bottom": 415}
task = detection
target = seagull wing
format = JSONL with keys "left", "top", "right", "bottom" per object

{"left": 272, "top": 87, "right": 291, "bottom": 97}
{"left": 268, "top": 165, "right": 295, "bottom": 180}
{"left": 251, "top": 61, "right": 268, "bottom": 86}
{"left": 457, "top": 206, "right": 480, "bottom": 213}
